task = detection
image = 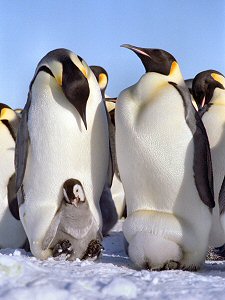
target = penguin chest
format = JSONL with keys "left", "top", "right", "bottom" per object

{"left": 24, "top": 85, "right": 108, "bottom": 205}
{"left": 116, "top": 86, "right": 194, "bottom": 211}
{"left": 0, "top": 123, "right": 15, "bottom": 188}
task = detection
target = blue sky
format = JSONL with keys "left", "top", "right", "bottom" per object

{"left": 1, "top": 0, "right": 225, "bottom": 109}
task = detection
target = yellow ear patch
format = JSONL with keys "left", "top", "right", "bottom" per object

{"left": 55, "top": 74, "right": 62, "bottom": 86}
{"left": 0, "top": 108, "right": 9, "bottom": 120}
{"left": 169, "top": 61, "right": 178, "bottom": 76}
{"left": 211, "top": 73, "right": 225, "bottom": 87}
{"left": 80, "top": 67, "right": 87, "bottom": 78}
{"left": 99, "top": 73, "right": 107, "bottom": 90}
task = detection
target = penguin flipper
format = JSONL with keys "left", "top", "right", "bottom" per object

{"left": 15, "top": 94, "right": 31, "bottom": 192}
{"left": 7, "top": 173, "right": 20, "bottom": 220}
{"left": 219, "top": 178, "right": 225, "bottom": 214}
{"left": 169, "top": 82, "right": 214, "bottom": 209}
{"left": 103, "top": 99, "right": 114, "bottom": 186}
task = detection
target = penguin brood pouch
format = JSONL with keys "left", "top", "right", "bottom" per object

{"left": 116, "top": 44, "right": 214, "bottom": 271}
{"left": 15, "top": 49, "right": 110, "bottom": 260}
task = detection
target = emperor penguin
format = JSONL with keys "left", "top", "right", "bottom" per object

{"left": 0, "top": 103, "right": 27, "bottom": 248}
{"left": 116, "top": 44, "right": 214, "bottom": 270}
{"left": 15, "top": 48, "right": 110, "bottom": 260}
{"left": 90, "top": 65, "right": 126, "bottom": 219}
{"left": 192, "top": 70, "right": 225, "bottom": 247}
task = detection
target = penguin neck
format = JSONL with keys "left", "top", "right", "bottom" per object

{"left": 209, "top": 88, "right": 225, "bottom": 107}
{"left": 1, "top": 118, "right": 19, "bottom": 141}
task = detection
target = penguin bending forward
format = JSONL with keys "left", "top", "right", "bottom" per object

{"left": 0, "top": 103, "right": 27, "bottom": 248}
{"left": 116, "top": 44, "right": 214, "bottom": 270}
{"left": 15, "top": 49, "right": 110, "bottom": 260}
{"left": 192, "top": 70, "right": 225, "bottom": 247}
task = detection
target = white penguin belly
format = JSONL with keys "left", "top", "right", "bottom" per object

{"left": 0, "top": 123, "right": 26, "bottom": 248}
{"left": 21, "top": 83, "right": 109, "bottom": 257}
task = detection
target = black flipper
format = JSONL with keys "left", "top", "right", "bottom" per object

{"left": 219, "top": 178, "right": 225, "bottom": 214}
{"left": 15, "top": 92, "right": 31, "bottom": 193}
{"left": 7, "top": 173, "right": 20, "bottom": 220}
{"left": 169, "top": 82, "right": 214, "bottom": 209}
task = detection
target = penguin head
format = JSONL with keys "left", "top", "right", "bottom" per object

{"left": 90, "top": 66, "right": 108, "bottom": 97}
{"left": 192, "top": 70, "right": 225, "bottom": 110}
{"left": 63, "top": 178, "right": 86, "bottom": 207}
{"left": 121, "top": 44, "right": 183, "bottom": 84}
{"left": 0, "top": 103, "right": 20, "bottom": 139}
{"left": 31, "top": 48, "right": 91, "bottom": 129}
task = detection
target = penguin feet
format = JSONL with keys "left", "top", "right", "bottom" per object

{"left": 52, "top": 240, "right": 73, "bottom": 259}
{"left": 81, "top": 240, "right": 103, "bottom": 260}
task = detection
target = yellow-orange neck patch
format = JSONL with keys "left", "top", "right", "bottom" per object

{"left": 99, "top": 73, "right": 107, "bottom": 90}
{"left": 211, "top": 73, "right": 225, "bottom": 88}
{"left": 169, "top": 61, "right": 178, "bottom": 76}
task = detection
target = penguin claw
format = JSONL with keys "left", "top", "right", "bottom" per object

{"left": 81, "top": 239, "right": 103, "bottom": 260}
{"left": 52, "top": 240, "right": 73, "bottom": 259}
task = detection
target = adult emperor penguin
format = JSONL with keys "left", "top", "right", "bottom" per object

{"left": 0, "top": 103, "right": 27, "bottom": 248}
{"left": 90, "top": 65, "right": 126, "bottom": 219}
{"left": 116, "top": 44, "right": 214, "bottom": 270}
{"left": 192, "top": 70, "right": 225, "bottom": 247}
{"left": 15, "top": 48, "right": 110, "bottom": 260}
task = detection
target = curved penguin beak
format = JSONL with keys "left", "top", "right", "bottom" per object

{"left": 121, "top": 44, "right": 151, "bottom": 58}
{"left": 105, "top": 97, "right": 117, "bottom": 103}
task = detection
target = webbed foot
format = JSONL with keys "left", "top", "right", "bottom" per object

{"left": 81, "top": 239, "right": 103, "bottom": 260}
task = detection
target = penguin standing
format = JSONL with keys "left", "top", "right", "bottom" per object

{"left": 90, "top": 65, "right": 126, "bottom": 219}
{"left": 15, "top": 49, "right": 110, "bottom": 260}
{"left": 192, "top": 70, "right": 225, "bottom": 247}
{"left": 0, "top": 103, "right": 27, "bottom": 248}
{"left": 116, "top": 44, "right": 214, "bottom": 270}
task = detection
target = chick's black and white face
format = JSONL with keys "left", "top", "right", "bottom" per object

{"left": 63, "top": 179, "right": 86, "bottom": 207}
{"left": 73, "top": 184, "right": 85, "bottom": 203}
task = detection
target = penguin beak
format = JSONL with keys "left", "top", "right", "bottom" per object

{"left": 105, "top": 98, "right": 117, "bottom": 103}
{"left": 121, "top": 44, "right": 151, "bottom": 58}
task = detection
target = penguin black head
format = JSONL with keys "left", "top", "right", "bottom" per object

{"left": 31, "top": 48, "right": 90, "bottom": 129}
{"left": 63, "top": 179, "right": 86, "bottom": 207}
{"left": 0, "top": 103, "right": 19, "bottom": 140}
{"left": 192, "top": 70, "right": 225, "bottom": 110}
{"left": 90, "top": 66, "right": 108, "bottom": 97}
{"left": 121, "top": 44, "right": 177, "bottom": 76}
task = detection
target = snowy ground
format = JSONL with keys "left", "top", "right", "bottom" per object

{"left": 0, "top": 221, "right": 225, "bottom": 300}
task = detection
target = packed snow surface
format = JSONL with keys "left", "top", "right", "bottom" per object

{"left": 0, "top": 220, "right": 225, "bottom": 300}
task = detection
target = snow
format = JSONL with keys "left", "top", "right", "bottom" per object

{"left": 0, "top": 221, "right": 225, "bottom": 300}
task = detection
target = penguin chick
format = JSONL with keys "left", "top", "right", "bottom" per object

{"left": 192, "top": 70, "right": 225, "bottom": 247}
{"left": 43, "top": 179, "right": 103, "bottom": 261}
{"left": 116, "top": 44, "right": 214, "bottom": 270}
{"left": 0, "top": 103, "right": 27, "bottom": 248}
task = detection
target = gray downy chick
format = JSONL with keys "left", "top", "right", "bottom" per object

{"left": 42, "top": 179, "right": 103, "bottom": 260}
